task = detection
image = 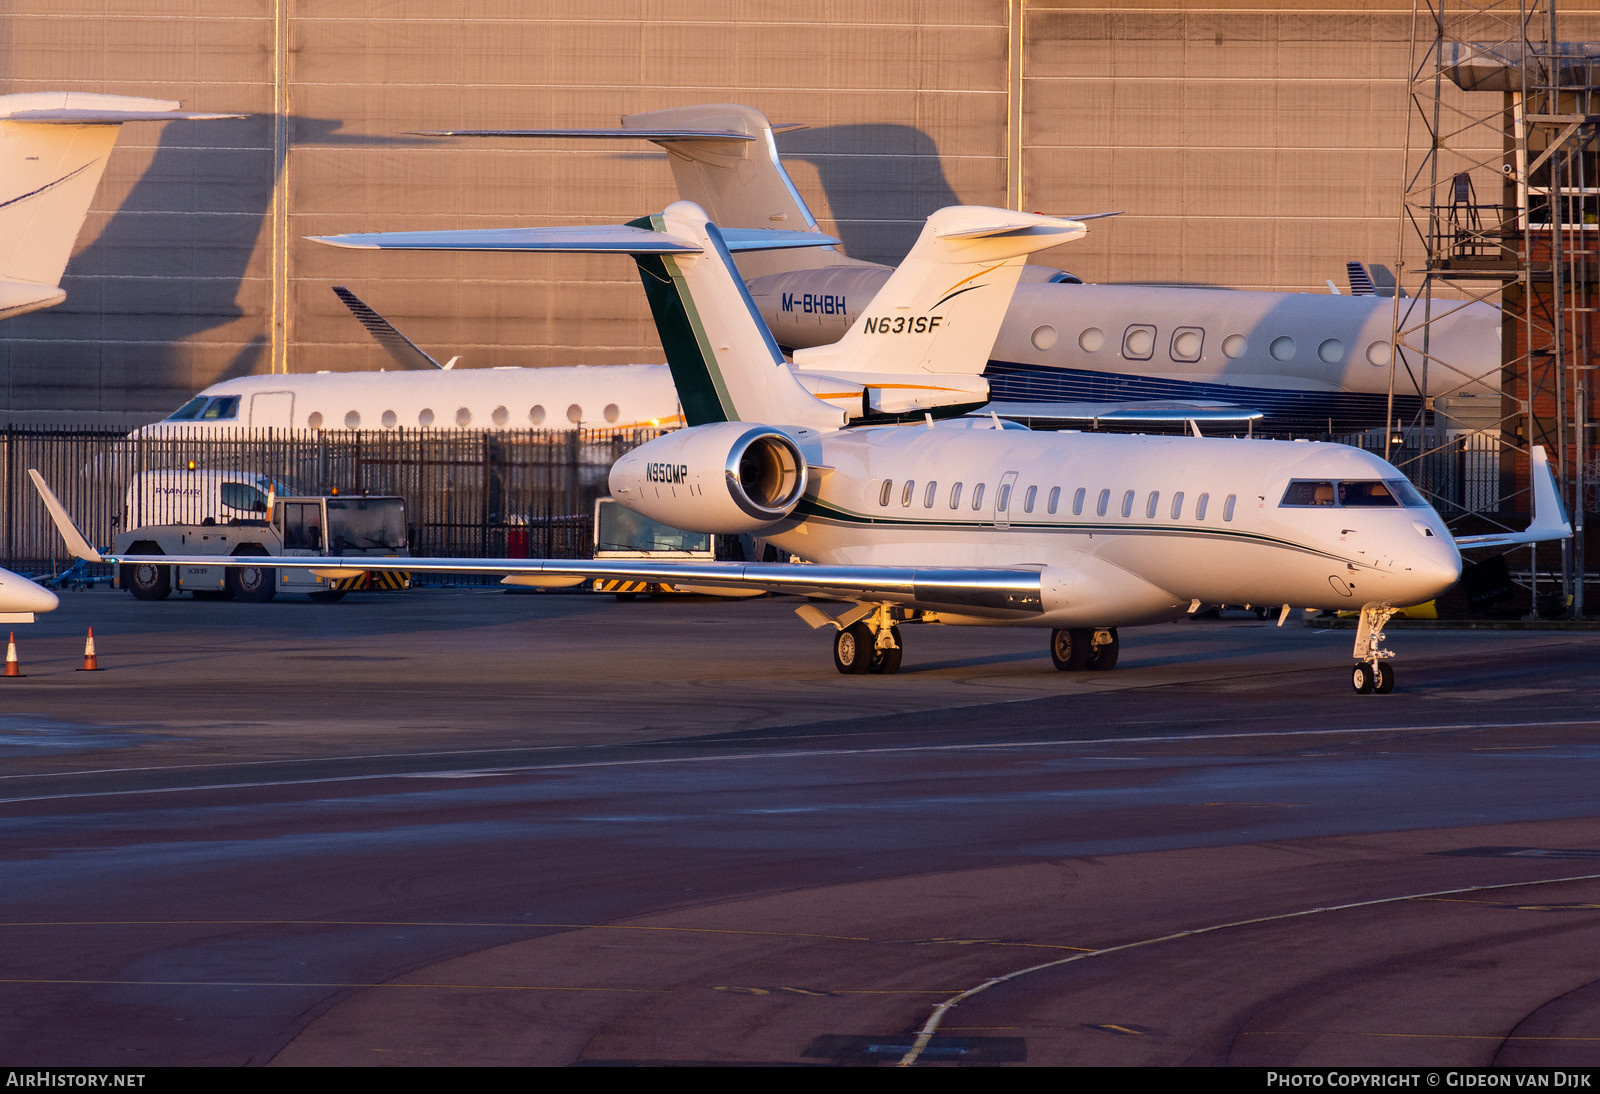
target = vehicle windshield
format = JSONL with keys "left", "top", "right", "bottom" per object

{"left": 326, "top": 498, "right": 407, "bottom": 552}
{"left": 597, "top": 503, "right": 711, "bottom": 553}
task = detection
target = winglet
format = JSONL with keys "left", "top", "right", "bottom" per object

{"left": 28, "top": 469, "right": 103, "bottom": 562}
{"left": 1454, "top": 445, "right": 1572, "bottom": 549}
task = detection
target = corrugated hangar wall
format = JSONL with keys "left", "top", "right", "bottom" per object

{"left": 0, "top": 0, "right": 1580, "bottom": 427}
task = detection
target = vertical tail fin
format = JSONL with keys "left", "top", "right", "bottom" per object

{"left": 0, "top": 92, "right": 239, "bottom": 319}
{"left": 792, "top": 207, "right": 1086, "bottom": 378}
{"left": 619, "top": 104, "right": 851, "bottom": 278}
{"left": 627, "top": 202, "right": 845, "bottom": 430}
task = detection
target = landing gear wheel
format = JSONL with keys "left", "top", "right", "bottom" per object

{"left": 227, "top": 550, "right": 276, "bottom": 603}
{"left": 833, "top": 621, "right": 874, "bottom": 675}
{"left": 1373, "top": 662, "right": 1395, "bottom": 694}
{"left": 1050, "top": 628, "right": 1091, "bottom": 671}
{"left": 125, "top": 561, "right": 170, "bottom": 601}
{"left": 868, "top": 625, "right": 903, "bottom": 675}
{"left": 307, "top": 589, "right": 346, "bottom": 604}
{"left": 1352, "top": 662, "right": 1375, "bottom": 694}
{"left": 1087, "top": 628, "right": 1120, "bottom": 671}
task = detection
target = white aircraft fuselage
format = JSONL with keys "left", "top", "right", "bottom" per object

{"left": 755, "top": 269, "right": 1499, "bottom": 429}
{"left": 130, "top": 364, "right": 683, "bottom": 438}
{"left": 614, "top": 424, "right": 1461, "bottom": 629}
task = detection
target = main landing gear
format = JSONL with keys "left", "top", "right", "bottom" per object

{"left": 1049, "top": 627, "right": 1119, "bottom": 672}
{"left": 829, "top": 603, "right": 903, "bottom": 675}
{"left": 1351, "top": 604, "right": 1398, "bottom": 694}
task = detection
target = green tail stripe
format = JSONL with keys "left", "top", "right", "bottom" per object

{"left": 626, "top": 215, "right": 733, "bottom": 426}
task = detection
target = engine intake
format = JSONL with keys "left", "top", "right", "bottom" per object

{"left": 609, "top": 422, "right": 808, "bottom": 534}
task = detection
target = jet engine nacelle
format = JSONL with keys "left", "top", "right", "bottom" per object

{"left": 608, "top": 421, "right": 808, "bottom": 534}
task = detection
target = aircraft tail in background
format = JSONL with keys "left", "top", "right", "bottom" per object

{"left": 0, "top": 92, "right": 240, "bottom": 320}
{"left": 418, "top": 102, "right": 867, "bottom": 280}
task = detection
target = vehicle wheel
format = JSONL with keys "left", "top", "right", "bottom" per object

{"left": 308, "top": 589, "right": 346, "bottom": 604}
{"left": 124, "top": 561, "right": 170, "bottom": 601}
{"left": 1352, "top": 662, "right": 1375, "bottom": 694}
{"left": 1373, "top": 662, "right": 1395, "bottom": 694}
{"left": 868, "top": 625, "right": 903, "bottom": 675}
{"left": 1050, "top": 628, "right": 1091, "bottom": 671}
{"left": 227, "top": 548, "right": 276, "bottom": 603}
{"left": 833, "top": 621, "right": 874, "bottom": 675}
{"left": 1087, "top": 628, "right": 1120, "bottom": 671}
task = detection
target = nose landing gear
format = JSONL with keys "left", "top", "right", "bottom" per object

{"left": 1351, "top": 604, "right": 1398, "bottom": 694}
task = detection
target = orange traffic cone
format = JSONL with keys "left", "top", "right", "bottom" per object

{"left": 4, "top": 631, "right": 19, "bottom": 677}
{"left": 80, "top": 627, "right": 99, "bottom": 672}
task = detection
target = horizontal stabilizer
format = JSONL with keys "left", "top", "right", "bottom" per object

{"left": 312, "top": 224, "right": 837, "bottom": 255}
{"left": 415, "top": 127, "right": 757, "bottom": 142}
{"left": 0, "top": 92, "right": 242, "bottom": 124}
{"left": 1455, "top": 445, "right": 1571, "bottom": 549}
{"left": 332, "top": 286, "right": 444, "bottom": 370}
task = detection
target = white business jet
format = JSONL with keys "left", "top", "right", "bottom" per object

{"left": 0, "top": 91, "right": 239, "bottom": 320}
{"left": 35, "top": 202, "right": 1568, "bottom": 691}
{"left": 444, "top": 103, "right": 1499, "bottom": 431}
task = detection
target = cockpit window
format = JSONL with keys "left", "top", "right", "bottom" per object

{"left": 1383, "top": 479, "right": 1429, "bottom": 507}
{"left": 1338, "top": 481, "right": 1400, "bottom": 507}
{"left": 1281, "top": 479, "right": 1427, "bottom": 508}
{"left": 200, "top": 396, "right": 240, "bottom": 421}
{"left": 166, "top": 396, "right": 209, "bottom": 421}
{"left": 1281, "top": 480, "right": 1338, "bottom": 507}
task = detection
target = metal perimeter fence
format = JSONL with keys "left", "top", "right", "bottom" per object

{"left": 2, "top": 425, "right": 665, "bottom": 576}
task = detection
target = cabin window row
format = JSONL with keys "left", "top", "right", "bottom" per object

{"left": 1029, "top": 324, "right": 1394, "bottom": 368}
{"left": 302, "top": 403, "right": 621, "bottom": 430}
{"left": 877, "top": 479, "right": 1238, "bottom": 522}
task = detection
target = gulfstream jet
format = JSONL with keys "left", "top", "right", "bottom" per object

{"left": 35, "top": 202, "right": 1567, "bottom": 692}
{"left": 0, "top": 92, "right": 238, "bottom": 321}
{"left": 431, "top": 103, "right": 1499, "bottom": 432}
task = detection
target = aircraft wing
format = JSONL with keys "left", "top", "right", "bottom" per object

{"left": 987, "top": 400, "right": 1266, "bottom": 427}
{"left": 313, "top": 225, "right": 839, "bottom": 254}
{"left": 30, "top": 471, "right": 1043, "bottom": 615}
{"left": 1454, "top": 445, "right": 1571, "bottom": 549}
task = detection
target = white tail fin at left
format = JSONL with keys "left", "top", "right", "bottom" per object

{"left": 0, "top": 92, "right": 240, "bottom": 320}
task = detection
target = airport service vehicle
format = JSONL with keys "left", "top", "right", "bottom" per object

{"left": 38, "top": 202, "right": 1569, "bottom": 692}
{"left": 113, "top": 491, "right": 410, "bottom": 603}
{"left": 588, "top": 497, "right": 763, "bottom": 599}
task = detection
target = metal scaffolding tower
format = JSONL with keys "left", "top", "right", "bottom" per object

{"left": 1393, "top": 0, "right": 1597, "bottom": 616}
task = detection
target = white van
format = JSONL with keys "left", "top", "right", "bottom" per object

{"left": 121, "top": 469, "right": 292, "bottom": 530}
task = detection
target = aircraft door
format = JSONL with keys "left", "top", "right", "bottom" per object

{"left": 995, "top": 471, "right": 1019, "bottom": 528}
{"left": 249, "top": 391, "right": 295, "bottom": 429}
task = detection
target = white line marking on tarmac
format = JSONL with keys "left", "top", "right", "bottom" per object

{"left": 899, "top": 870, "right": 1600, "bottom": 1067}
{"left": 0, "top": 718, "right": 1596, "bottom": 805}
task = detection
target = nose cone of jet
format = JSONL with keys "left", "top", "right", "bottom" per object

{"left": 0, "top": 569, "right": 59, "bottom": 615}
{"left": 1404, "top": 537, "right": 1463, "bottom": 603}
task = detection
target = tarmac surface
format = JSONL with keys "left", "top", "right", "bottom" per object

{"left": 2, "top": 585, "right": 1599, "bottom": 1067}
